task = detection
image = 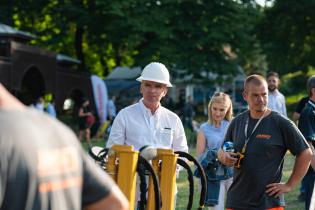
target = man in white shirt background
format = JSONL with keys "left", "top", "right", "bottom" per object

{"left": 267, "top": 71, "right": 287, "bottom": 117}
{"left": 106, "top": 62, "right": 188, "bottom": 153}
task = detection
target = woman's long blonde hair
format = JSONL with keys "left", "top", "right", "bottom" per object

{"left": 208, "top": 92, "right": 233, "bottom": 124}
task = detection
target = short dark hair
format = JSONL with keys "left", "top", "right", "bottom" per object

{"left": 244, "top": 74, "right": 267, "bottom": 91}
{"left": 307, "top": 75, "right": 315, "bottom": 97}
{"left": 266, "top": 71, "right": 279, "bottom": 79}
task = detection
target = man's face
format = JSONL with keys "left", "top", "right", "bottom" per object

{"left": 140, "top": 80, "right": 167, "bottom": 107}
{"left": 267, "top": 76, "right": 279, "bottom": 92}
{"left": 243, "top": 83, "right": 268, "bottom": 113}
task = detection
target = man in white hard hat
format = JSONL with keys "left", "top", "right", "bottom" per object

{"left": 106, "top": 62, "right": 188, "bottom": 209}
{"left": 106, "top": 62, "right": 188, "bottom": 152}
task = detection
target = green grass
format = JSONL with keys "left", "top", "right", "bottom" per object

{"left": 280, "top": 153, "right": 304, "bottom": 210}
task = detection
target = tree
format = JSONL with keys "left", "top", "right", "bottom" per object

{"left": 3, "top": 0, "right": 262, "bottom": 79}
{"left": 258, "top": 0, "right": 315, "bottom": 74}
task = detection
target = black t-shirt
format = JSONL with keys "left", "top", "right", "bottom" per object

{"left": 298, "top": 100, "right": 315, "bottom": 175}
{"left": 299, "top": 100, "right": 315, "bottom": 142}
{"left": 0, "top": 109, "right": 114, "bottom": 210}
{"left": 224, "top": 111, "right": 309, "bottom": 210}
{"left": 295, "top": 96, "right": 309, "bottom": 113}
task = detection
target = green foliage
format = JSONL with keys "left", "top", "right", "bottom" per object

{"left": 279, "top": 69, "right": 315, "bottom": 118}
{"left": 258, "top": 0, "right": 315, "bottom": 74}
{"left": 281, "top": 71, "right": 309, "bottom": 96}
{"left": 281, "top": 68, "right": 315, "bottom": 96}
{"left": 2, "top": 0, "right": 263, "bottom": 78}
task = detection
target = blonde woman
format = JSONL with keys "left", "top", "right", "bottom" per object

{"left": 196, "top": 92, "right": 233, "bottom": 210}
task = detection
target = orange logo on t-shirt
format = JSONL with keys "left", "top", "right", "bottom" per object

{"left": 256, "top": 134, "right": 271, "bottom": 139}
{"left": 37, "top": 146, "right": 82, "bottom": 192}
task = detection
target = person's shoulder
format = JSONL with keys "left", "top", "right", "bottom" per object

{"left": 5, "top": 108, "right": 77, "bottom": 137}
{"left": 269, "top": 111, "right": 293, "bottom": 127}
{"left": 299, "top": 104, "right": 315, "bottom": 128}
{"left": 222, "top": 119, "right": 230, "bottom": 127}
{"left": 119, "top": 103, "right": 139, "bottom": 113}
{"left": 269, "top": 110, "right": 286, "bottom": 119}
{"left": 226, "top": 111, "right": 246, "bottom": 128}
{"left": 301, "top": 96, "right": 309, "bottom": 102}
{"left": 278, "top": 91, "right": 286, "bottom": 98}
{"left": 232, "top": 110, "right": 247, "bottom": 121}
{"left": 301, "top": 103, "right": 314, "bottom": 115}
{"left": 160, "top": 106, "right": 180, "bottom": 119}
{"left": 200, "top": 122, "right": 209, "bottom": 129}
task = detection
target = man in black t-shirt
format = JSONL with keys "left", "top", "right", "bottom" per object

{"left": 293, "top": 96, "right": 309, "bottom": 124}
{"left": 218, "top": 75, "right": 312, "bottom": 210}
{"left": 298, "top": 76, "right": 315, "bottom": 210}
{"left": 0, "top": 84, "right": 128, "bottom": 210}
{"left": 292, "top": 95, "right": 309, "bottom": 201}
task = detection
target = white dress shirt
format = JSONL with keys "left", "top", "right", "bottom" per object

{"left": 106, "top": 99, "right": 188, "bottom": 152}
{"left": 268, "top": 89, "right": 287, "bottom": 117}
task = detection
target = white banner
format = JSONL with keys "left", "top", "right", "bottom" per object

{"left": 91, "top": 75, "right": 108, "bottom": 124}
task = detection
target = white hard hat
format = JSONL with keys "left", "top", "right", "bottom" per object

{"left": 136, "top": 62, "right": 173, "bottom": 87}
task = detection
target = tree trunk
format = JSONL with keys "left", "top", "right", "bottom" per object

{"left": 75, "top": 25, "right": 86, "bottom": 71}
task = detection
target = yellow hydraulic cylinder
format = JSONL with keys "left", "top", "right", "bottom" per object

{"left": 106, "top": 152, "right": 117, "bottom": 181}
{"left": 159, "top": 149, "right": 178, "bottom": 210}
{"left": 107, "top": 145, "right": 139, "bottom": 210}
{"left": 107, "top": 145, "right": 133, "bottom": 180}
{"left": 117, "top": 150, "right": 139, "bottom": 210}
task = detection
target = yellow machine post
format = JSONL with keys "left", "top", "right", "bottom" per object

{"left": 106, "top": 152, "right": 117, "bottom": 181}
{"left": 117, "top": 150, "right": 139, "bottom": 209}
{"left": 147, "top": 149, "right": 178, "bottom": 210}
{"left": 107, "top": 145, "right": 139, "bottom": 210}
{"left": 159, "top": 149, "right": 178, "bottom": 210}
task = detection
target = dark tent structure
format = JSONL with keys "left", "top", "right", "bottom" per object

{"left": 0, "top": 23, "right": 94, "bottom": 112}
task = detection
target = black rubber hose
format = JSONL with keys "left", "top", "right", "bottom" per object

{"left": 88, "top": 147, "right": 108, "bottom": 169}
{"left": 137, "top": 156, "right": 161, "bottom": 210}
{"left": 177, "top": 158, "right": 194, "bottom": 210}
{"left": 175, "top": 151, "right": 206, "bottom": 210}
{"left": 137, "top": 162, "right": 147, "bottom": 210}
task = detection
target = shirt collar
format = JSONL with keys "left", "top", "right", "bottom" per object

{"left": 308, "top": 99, "right": 315, "bottom": 108}
{"left": 269, "top": 89, "right": 279, "bottom": 96}
{"left": 139, "top": 98, "right": 162, "bottom": 116}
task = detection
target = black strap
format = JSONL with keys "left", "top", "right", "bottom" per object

{"left": 175, "top": 151, "right": 206, "bottom": 210}
{"left": 177, "top": 158, "right": 194, "bottom": 210}
{"left": 137, "top": 156, "right": 162, "bottom": 210}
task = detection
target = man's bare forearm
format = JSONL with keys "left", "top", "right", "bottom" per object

{"left": 286, "top": 148, "right": 312, "bottom": 189}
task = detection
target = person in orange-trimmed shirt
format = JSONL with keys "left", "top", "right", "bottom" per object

{"left": 218, "top": 75, "right": 312, "bottom": 210}
{"left": 0, "top": 83, "right": 128, "bottom": 210}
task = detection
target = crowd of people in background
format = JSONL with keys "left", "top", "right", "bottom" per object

{"left": 33, "top": 95, "right": 57, "bottom": 118}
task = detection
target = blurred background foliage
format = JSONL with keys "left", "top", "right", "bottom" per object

{"left": 0, "top": 0, "right": 262, "bottom": 77}
{"left": 1, "top": 0, "right": 315, "bottom": 107}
